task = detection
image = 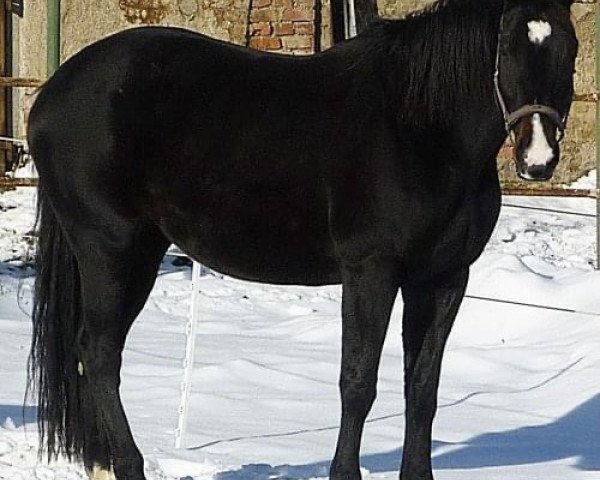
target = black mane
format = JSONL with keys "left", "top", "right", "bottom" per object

{"left": 368, "top": 0, "right": 504, "bottom": 127}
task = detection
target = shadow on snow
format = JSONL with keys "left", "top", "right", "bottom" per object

{"left": 0, "top": 405, "right": 36, "bottom": 429}
{"left": 211, "top": 394, "right": 600, "bottom": 479}
{"left": 432, "top": 393, "right": 600, "bottom": 472}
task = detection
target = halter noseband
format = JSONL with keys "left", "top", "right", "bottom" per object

{"left": 493, "top": 9, "right": 568, "bottom": 142}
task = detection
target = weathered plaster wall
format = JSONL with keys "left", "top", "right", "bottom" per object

{"left": 60, "top": 0, "right": 249, "bottom": 61}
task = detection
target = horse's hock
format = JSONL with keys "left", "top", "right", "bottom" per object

{"left": 11, "top": 0, "right": 597, "bottom": 186}
{"left": 380, "top": 0, "right": 597, "bottom": 186}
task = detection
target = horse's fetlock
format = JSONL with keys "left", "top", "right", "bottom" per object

{"left": 112, "top": 453, "right": 144, "bottom": 479}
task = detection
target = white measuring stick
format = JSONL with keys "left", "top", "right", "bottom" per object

{"left": 175, "top": 260, "right": 202, "bottom": 449}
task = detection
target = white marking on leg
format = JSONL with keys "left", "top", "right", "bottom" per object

{"left": 524, "top": 114, "right": 554, "bottom": 167}
{"left": 78, "top": 361, "right": 84, "bottom": 376}
{"left": 90, "top": 464, "right": 116, "bottom": 480}
{"left": 528, "top": 20, "right": 552, "bottom": 45}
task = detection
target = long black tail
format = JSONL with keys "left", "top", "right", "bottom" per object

{"left": 27, "top": 183, "right": 84, "bottom": 461}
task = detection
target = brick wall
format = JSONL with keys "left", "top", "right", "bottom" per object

{"left": 248, "top": 0, "right": 333, "bottom": 54}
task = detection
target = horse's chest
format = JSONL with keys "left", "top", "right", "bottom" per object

{"left": 436, "top": 202, "right": 499, "bottom": 260}
{"left": 397, "top": 187, "right": 501, "bottom": 278}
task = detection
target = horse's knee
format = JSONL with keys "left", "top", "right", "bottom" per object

{"left": 340, "top": 376, "right": 378, "bottom": 414}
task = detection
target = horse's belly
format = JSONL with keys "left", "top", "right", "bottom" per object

{"left": 157, "top": 206, "right": 341, "bottom": 286}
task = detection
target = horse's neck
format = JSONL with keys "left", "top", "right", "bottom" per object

{"left": 460, "top": 79, "right": 508, "bottom": 160}
{"left": 383, "top": 9, "right": 501, "bottom": 127}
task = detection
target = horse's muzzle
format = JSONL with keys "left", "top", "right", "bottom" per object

{"left": 517, "top": 162, "right": 556, "bottom": 182}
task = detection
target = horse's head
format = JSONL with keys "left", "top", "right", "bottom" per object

{"left": 494, "top": 0, "right": 578, "bottom": 181}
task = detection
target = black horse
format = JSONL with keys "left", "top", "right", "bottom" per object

{"left": 27, "top": 0, "right": 578, "bottom": 479}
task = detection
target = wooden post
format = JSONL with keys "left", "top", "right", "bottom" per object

{"left": 0, "top": 2, "right": 7, "bottom": 174}
{"left": 331, "top": 0, "right": 346, "bottom": 43}
{"left": 47, "top": 0, "right": 61, "bottom": 77}
{"left": 0, "top": 77, "right": 44, "bottom": 88}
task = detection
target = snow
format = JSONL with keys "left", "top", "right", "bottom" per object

{"left": 1, "top": 185, "right": 600, "bottom": 479}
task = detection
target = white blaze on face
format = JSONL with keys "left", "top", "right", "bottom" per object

{"left": 528, "top": 20, "right": 552, "bottom": 45}
{"left": 524, "top": 113, "right": 554, "bottom": 167}
{"left": 90, "top": 464, "right": 116, "bottom": 480}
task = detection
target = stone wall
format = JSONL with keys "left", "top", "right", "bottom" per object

{"left": 377, "top": 0, "right": 597, "bottom": 186}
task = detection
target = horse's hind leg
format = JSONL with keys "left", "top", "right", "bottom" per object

{"left": 74, "top": 223, "right": 169, "bottom": 479}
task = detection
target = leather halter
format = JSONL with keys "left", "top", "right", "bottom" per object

{"left": 493, "top": 10, "right": 568, "bottom": 142}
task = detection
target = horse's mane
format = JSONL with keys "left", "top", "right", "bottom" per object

{"left": 365, "top": 0, "right": 505, "bottom": 128}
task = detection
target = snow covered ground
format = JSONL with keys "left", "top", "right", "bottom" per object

{"left": 1, "top": 185, "right": 600, "bottom": 479}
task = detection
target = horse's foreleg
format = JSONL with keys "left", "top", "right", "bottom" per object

{"left": 330, "top": 258, "right": 399, "bottom": 480}
{"left": 399, "top": 269, "right": 469, "bottom": 480}
{"left": 76, "top": 227, "right": 169, "bottom": 480}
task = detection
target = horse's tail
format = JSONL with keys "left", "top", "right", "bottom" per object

{"left": 27, "top": 181, "right": 84, "bottom": 461}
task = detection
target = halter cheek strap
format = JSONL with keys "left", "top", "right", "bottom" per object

{"left": 493, "top": 9, "right": 569, "bottom": 142}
